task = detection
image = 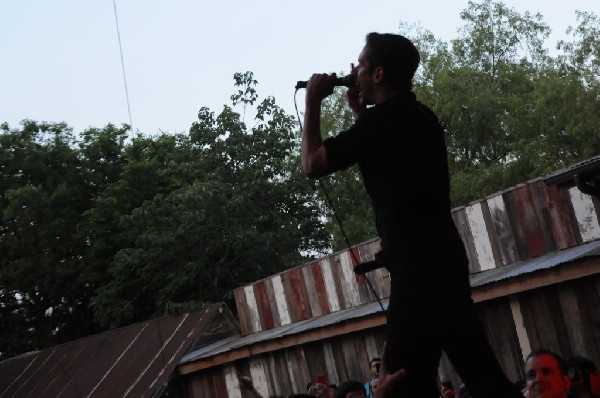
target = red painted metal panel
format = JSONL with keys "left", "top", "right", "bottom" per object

{"left": 512, "top": 185, "right": 547, "bottom": 258}
{"left": 541, "top": 182, "right": 578, "bottom": 250}
{"left": 350, "top": 246, "right": 365, "bottom": 283}
{"left": 310, "top": 261, "right": 331, "bottom": 315}
{"left": 289, "top": 269, "right": 310, "bottom": 321}
{"left": 213, "top": 370, "right": 229, "bottom": 398}
{"left": 256, "top": 280, "right": 275, "bottom": 330}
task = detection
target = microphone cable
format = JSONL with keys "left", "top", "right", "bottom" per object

{"left": 294, "top": 87, "right": 385, "bottom": 313}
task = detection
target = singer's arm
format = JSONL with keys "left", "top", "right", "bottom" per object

{"left": 301, "top": 74, "right": 334, "bottom": 178}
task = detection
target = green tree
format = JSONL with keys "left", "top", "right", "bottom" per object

{"left": 0, "top": 121, "right": 95, "bottom": 358}
{"left": 407, "top": 1, "right": 599, "bottom": 204}
{"left": 89, "top": 73, "right": 330, "bottom": 328}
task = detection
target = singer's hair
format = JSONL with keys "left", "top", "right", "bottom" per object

{"left": 364, "top": 32, "right": 420, "bottom": 90}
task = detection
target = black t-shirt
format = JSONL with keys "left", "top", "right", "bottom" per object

{"left": 323, "top": 91, "right": 467, "bottom": 270}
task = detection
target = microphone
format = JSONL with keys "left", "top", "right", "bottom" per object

{"left": 295, "top": 74, "right": 356, "bottom": 90}
{"left": 353, "top": 260, "right": 384, "bottom": 275}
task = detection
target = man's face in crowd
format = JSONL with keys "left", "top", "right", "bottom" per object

{"left": 526, "top": 354, "right": 571, "bottom": 398}
{"left": 370, "top": 359, "right": 381, "bottom": 377}
{"left": 345, "top": 390, "right": 365, "bottom": 398}
{"left": 568, "top": 368, "right": 600, "bottom": 398}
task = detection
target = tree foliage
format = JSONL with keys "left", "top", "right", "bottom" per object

{"left": 407, "top": 0, "right": 600, "bottom": 204}
{"left": 0, "top": 74, "right": 329, "bottom": 358}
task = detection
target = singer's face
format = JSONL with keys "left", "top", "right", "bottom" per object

{"left": 357, "top": 46, "right": 375, "bottom": 105}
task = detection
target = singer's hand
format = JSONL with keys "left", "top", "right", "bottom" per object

{"left": 375, "top": 342, "right": 407, "bottom": 398}
{"left": 347, "top": 63, "right": 365, "bottom": 118}
{"left": 306, "top": 73, "right": 336, "bottom": 105}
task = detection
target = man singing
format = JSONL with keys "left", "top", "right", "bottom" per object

{"left": 301, "top": 32, "right": 522, "bottom": 398}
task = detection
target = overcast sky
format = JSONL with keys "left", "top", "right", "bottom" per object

{"left": 1, "top": 1, "right": 598, "bottom": 135}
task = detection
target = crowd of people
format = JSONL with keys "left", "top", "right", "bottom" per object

{"left": 240, "top": 349, "right": 600, "bottom": 398}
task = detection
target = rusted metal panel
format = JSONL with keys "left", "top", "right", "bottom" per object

{"left": 268, "top": 350, "right": 292, "bottom": 397}
{"left": 285, "top": 347, "right": 310, "bottom": 394}
{"left": 248, "top": 356, "right": 270, "bottom": 398}
{"left": 234, "top": 289, "right": 252, "bottom": 337}
{"left": 475, "top": 298, "right": 524, "bottom": 383}
{"left": 224, "top": 363, "right": 241, "bottom": 398}
{"left": 568, "top": 187, "right": 600, "bottom": 243}
{"left": 272, "top": 274, "right": 291, "bottom": 326}
{"left": 509, "top": 296, "right": 531, "bottom": 361}
{"left": 310, "top": 261, "right": 331, "bottom": 316}
{"left": 255, "top": 280, "right": 274, "bottom": 331}
{"left": 470, "top": 239, "right": 600, "bottom": 288}
{"left": 355, "top": 270, "right": 374, "bottom": 306}
{"left": 452, "top": 207, "right": 480, "bottom": 273}
{"left": 329, "top": 338, "right": 349, "bottom": 383}
{"left": 511, "top": 185, "right": 547, "bottom": 258}
{"left": 466, "top": 202, "right": 496, "bottom": 270}
{"left": 556, "top": 284, "right": 587, "bottom": 356}
{"left": 541, "top": 183, "right": 578, "bottom": 250}
{"left": 529, "top": 181, "right": 558, "bottom": 254}
{"left": 213, "top": 368, "right": 229, "bottom": 398}
{"left": 322, "top": 341, "right": 339, "bottom": 384}
{"left": 341, "top": 338, "right": 362, "bottom": 380}
{"left": 337, "top": 251, "right": 360, "bottom": 309}
{"left": 480, "top": 198, "right": 505, "bottom": 267}
{"left": 329, "top": 255, "right": 348, "bottom": 310}
{"left": 0, "top": 305, "right": 234, "bottom": 398}
{"left": 572, "top": 276, "right": 600, "bottom": 362}
{"left": 320, "top": 258, "right": 341, "bottom": 312}
{"left": 265, "top": 278, "right": 282, "bottom": 328}
{"left": 244, "top": 285, "right": 262, "bottom": 333}
{"left": 187, "top": 373, "right": 210, "bottom": 398}
{"left": 519, "top": 287, "right": 565, "bottom": 355}
{"left": 351, "top": 334, "right": 370, "bottom": 382}
{"left": 487, "top": 194, "right": 519, "bottom": 266}
{"left": 364, "top": 334, "right": 381, "bottom": 368}
{"left": 356, "top": 239, "right": 380, "bottom": 263}
{"left": 288, "top": 268, "right": 310, "bottom": 322}
{"left": 302, "top": 264, "right": 321, "bottom": 318}
{"left": 302, "top": 341, "right": 328, "bottom": 385}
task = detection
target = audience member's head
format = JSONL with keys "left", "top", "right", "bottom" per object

{"left": 336, "top": 380, "right": 366, "bottom": 398}
{"left": 315, "top": 375, "right": 328, "bottom": 397}
{"left": 567, "top": 356, "right": 600, "bottom": 398}
{"left": 368, "top": 357, "right": 381, "bottom": 378}
{"left": 328, "top": 383, "right": 338, "bottom": 398}
{"left": 526, "top": 350, "right": 571, "bottom": 398}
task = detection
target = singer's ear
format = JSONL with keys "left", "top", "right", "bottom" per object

{"left": 372, "top": 66, "right": 384, "bottom": 84}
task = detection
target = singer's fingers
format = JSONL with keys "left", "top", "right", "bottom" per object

{"left": 306, "top": 73, "right": 335, "bottom": 102}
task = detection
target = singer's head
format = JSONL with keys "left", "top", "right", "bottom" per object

{"left": 356, "top": 33, "right": 420, "bottom": 104}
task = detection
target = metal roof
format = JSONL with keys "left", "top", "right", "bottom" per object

{"left": 544, "top": 155, "right": 600, "bottom": 186}
{"left": 0, "top": 303, "right": 232, "bottom": 398}
{"left": 470, "top": 239, "right": 600, "bottom": 287}
{"left": 180, "top": 298, "right": 388, "bottom": 365}
{"left": 181, "top": 240, "right": 600, "bottom": 366}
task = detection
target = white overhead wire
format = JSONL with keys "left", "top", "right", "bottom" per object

{"left": 112, "top": 0, "right": 133, "bottom": 132}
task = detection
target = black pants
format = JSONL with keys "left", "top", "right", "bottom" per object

{"left": 384, "top": 262, "right": 523, "bottom": 398}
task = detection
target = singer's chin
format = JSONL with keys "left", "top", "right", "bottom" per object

{"left": 360, "top": 94, "right": 373, "bottom": 107}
